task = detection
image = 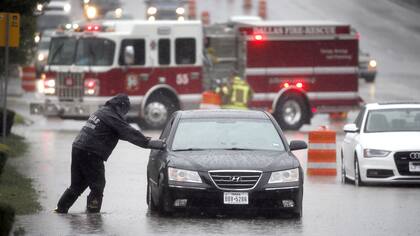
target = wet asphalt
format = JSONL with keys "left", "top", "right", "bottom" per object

{"left": 6, "top": 0, "right": 420, "bottom": 235}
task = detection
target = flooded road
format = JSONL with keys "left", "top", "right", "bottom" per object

{"left": 8, "top": 114, "right": 420, "bottom": 235}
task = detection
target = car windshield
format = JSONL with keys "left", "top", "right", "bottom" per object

{"left": 171, "top": 118, "right": 285, "bottom": 151}
{"left": 48, "top": 37, "right": 115, "bottom": 66}
{"left": 365, "top": 108, "right": 420, "bottom": 133}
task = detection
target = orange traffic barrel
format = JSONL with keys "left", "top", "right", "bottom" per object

{"left": 21, "top": 66, "right": 37, "bottom": 92}
{"left": 200, "top": 91, "right": 221, "bottom": 109}
{"left": 258, "top": 0, "right": 267, "bottom": 19}
{"left": 307, "top": 127, "right": 337, "bottom": 175}
{"left": 201, "top": 11, "right": 210, "bottom": 25}
{"left": 329, "top": 112, "right": 348, "bottom": 120}
{"left": 188, "top": 0, "right": 196, "bottom": 19}
{"left": 243, "top": 0, "right": 252, "bottom": 9}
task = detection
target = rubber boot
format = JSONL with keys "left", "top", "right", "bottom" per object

{"left": 55, "top": 188, "right": 79, "bottom": 213}
{"left": 86, "top": 193, "right": 103, "bottom": 213}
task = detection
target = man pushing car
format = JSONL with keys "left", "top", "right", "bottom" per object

{"left": 55, "top": 94, "right": 164, "bottom": 213}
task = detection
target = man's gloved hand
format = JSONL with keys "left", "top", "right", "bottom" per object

{"left": 148, "top": 139, "right": 166, "bottom": 150}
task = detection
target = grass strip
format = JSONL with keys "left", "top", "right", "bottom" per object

{"left": 0, "top": 162, "right": 42, "bottom": 215}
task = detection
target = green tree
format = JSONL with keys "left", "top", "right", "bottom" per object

{"left": 0, "top": 0, "right": 49, "bottom": 74}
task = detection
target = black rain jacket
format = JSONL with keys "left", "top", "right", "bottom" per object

{"left": 73, "top": 94, "right": 150, "bottom": 161}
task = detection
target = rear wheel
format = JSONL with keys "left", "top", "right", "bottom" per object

{"left": 274, "top": 93, "right": 308, "bottom": 130}
{"left": 143, "top": 96, "right": 176, "bottom": 129}
{"left": 354, "top": 157, "right": 365, "bottom": 186}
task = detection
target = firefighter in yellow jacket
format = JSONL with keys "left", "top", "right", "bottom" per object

{"left": 217, "top": 75, "right": 253, "bottom": 109}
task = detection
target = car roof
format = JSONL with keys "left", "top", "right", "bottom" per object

{"left": 365, "top": 102, "right": 420, "bottom": 110}
{"left": 178, "top": 109, "right": 270, "bottom": 120}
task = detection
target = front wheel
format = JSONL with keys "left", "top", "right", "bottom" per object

{"left": 341, "top": 152, "right": 351, "bottom": 184}
{"left": 274, "top": 93, "right": 308, "bottom": 130}
{"left": 157, "top": 175, "right": 173, "bottom": 215}
{"left": 354, "top": 157, "right": 365, "bottom": 186}
{"left": 143, "top": 96, "right": 175, "bottom": 129}
{"left": 147, "top": 181, "right": 157, "bottom": 211}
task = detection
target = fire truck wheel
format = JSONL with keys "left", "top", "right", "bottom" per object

{"left": 274, "top": 93, "right": 308, "bottom": 130}
{"left": 144, "top": 97, "right": 174, "bottom": 129}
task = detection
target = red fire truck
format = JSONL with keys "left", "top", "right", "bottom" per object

{"left": 31, "top": 19, "right": 362, "bottom": 130}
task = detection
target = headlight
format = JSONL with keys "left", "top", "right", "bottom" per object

{"left": 176, "top": 7, "right": 185, "bottom": 15}
{"left": 115, "top": 8, "right": 123, "bottom": 18}
{"left": 34, "top": 35, "right": 41, "bottom": 44}
{"left": 86, "top": 6, "right": 97, "bottom": 19}
{"left": 36, "top": 3, "right": 43, "bottom": 12}
{"left": 64, "top": 3, "right": 71, "bottom": 13}
{"left": 37, "top": 53, "right": 45, "bottom": 62}
{"left": 363, "top": 149, "right": 390, "bottom": 158}
{"left": 268, "top": 168, "right": 299, "bottom": 184}
{"left": 147, "top": 6, "right": 157, "bottom": 15}
{"left": 369, "top": 59, "right": 377, "bottom": 68}
{"left": 168, "top": 167, "right": 202, "bottom": 183}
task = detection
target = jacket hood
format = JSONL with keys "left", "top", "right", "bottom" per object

{"left": 105, "top": 94, "right": 130, "bottom": 116}
{"left": 167, "top": 150, "right": 299, "bottom": 172}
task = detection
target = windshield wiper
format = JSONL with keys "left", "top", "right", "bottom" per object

{"left": 223, "top": 148, "right": 255, "bottom": 151}
{"left": 172, "top": 148, "right": 205, "bottom": 152}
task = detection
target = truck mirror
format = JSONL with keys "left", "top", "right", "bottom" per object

{"left": 124, "top": 45, "right": 135, "bottom": 65}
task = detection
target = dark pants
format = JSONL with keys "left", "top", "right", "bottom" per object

{"left": 56, "top": 147, "right": 105, "bottom": 213}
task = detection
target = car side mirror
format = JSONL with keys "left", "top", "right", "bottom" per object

{"left": 124, "top": 45, "right": 135, "bottom": 65}
{"left": 343, "top": 123, "right": 359, "bottom": 133}
{"left": 149, "top": 140, "right": 167, "bottom": 150}
{"left": 289, "top": 140, "right": 307, "bottom": 151}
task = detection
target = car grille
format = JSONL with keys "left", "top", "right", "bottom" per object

{"left": 394, "top": 151, "right": 420, "bottom": 176}
{"left": 209, "top": 171, "right": 262, "bottom": 190}
{"left": 57, "top": 72, "right": 84, "bottom": 100}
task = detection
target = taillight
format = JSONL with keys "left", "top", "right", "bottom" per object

{"left": 41, "top": 73, "right": 56, "bottom": 95}
{"left": 281, "top": 82, "right": 304, "bottom": 89}
{"left": 253, "top": 34, "right": 264, "bottom": 41}
{"left": 84, "top": 78, "right": 99, "bottom": 96}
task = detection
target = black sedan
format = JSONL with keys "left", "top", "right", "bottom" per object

{"left": 146, "top": 110, "right": 307, "bottom": 217}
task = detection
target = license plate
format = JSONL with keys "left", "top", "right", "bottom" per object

{"left": 409, "top": 162, "right": 420, "bottom": 172}
{"left": 223, "top": 192, "right": 248, "bottom": 205}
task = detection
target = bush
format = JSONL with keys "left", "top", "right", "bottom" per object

{"left": 0, "top": 202, "right": 15, "bottom": 236}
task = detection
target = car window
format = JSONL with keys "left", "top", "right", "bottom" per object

{"left": 159, "top": 115, "right": 175, "bottom": 139}
{"left": 119, "top": 39, "right": 145, "bottom": 65}
{"left": 171, "top": 118, "right": 285, "bottom": 151}
{"left": 365, "top": 108, "right": 420, "bottom": 132}
{"left": 354, "top": 107, "right": 366, "bottom": 129}
{"left": 158, "top": 39, "right": 170, "bottom": 65}
{"left": 175, "top": 38, "right": 196, "bottom": 65}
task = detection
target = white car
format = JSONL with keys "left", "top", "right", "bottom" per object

{"left": 341, "top": 103, "right": 420, "bottom": 186}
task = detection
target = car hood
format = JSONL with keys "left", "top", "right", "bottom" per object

{"left": 361, "top": 132, "right": 420, "bottom": 151}
{"left": 167, "top": 150, "right": 299, "bottom": 172}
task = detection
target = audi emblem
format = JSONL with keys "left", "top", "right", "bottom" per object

{"left": 409, "top": 152, "right": 420, "bottom": 160}
{"left": 231, "top": 176, "right": 241, "bottom": 182}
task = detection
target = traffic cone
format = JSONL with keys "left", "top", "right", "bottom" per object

{"left": 200, "top": 91, "right": 221, "bottom": 109}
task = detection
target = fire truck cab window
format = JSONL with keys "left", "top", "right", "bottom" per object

{"left": 158, "top": 39, "right": 170, "bottom": 65}
{"left": 119, "top": 39, "right": 145, "bottom": 65}
{"left": 75, "top": 38, "right": 115, "bottom": 66}
{"left": 175, "top": 38, "right": 196, "bottom": 65}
